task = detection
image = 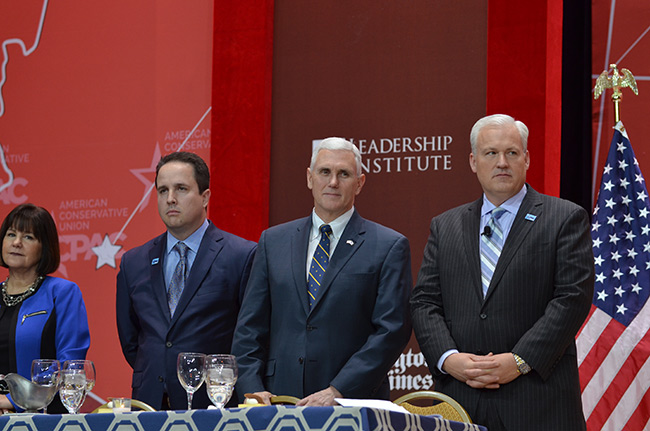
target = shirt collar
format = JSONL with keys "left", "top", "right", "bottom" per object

{"left": 310, "top": 207, "right": 355, "bottom": 240}
{"left": 166, "top": 218, "right": 209, "bottom": 255}
{"left": 481, "top": 185, "right": 527, "bottom": 217}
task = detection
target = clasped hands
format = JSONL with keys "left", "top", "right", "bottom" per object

{"left": 247, "top": 385, "right": 342, "bottom": 406}
{"left": 443, "top": 352, "right": 520, "bottom": 389}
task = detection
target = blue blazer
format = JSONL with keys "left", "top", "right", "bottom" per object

{"left": 2, "top": 276, "right": 90, "bottom": 412}
{"left": 116, "top": 222, "right": 256, "bottom": 410}
{"left": 232, "top": 211, "right": 412, "bottom": 401}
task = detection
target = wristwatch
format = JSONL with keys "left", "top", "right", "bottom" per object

{"left": 513, "top": 353, "right": 531, "bottom": 375}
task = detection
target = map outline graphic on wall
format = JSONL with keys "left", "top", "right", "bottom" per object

{"left": 0, "top": 0, "right": 49, "bottom": 118}
{"left": 0, "top": 0, "right": 49, "bottom": 194}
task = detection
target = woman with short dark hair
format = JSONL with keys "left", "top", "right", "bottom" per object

{"left": 0, "top": 203, "right": 90, "bottom": 413}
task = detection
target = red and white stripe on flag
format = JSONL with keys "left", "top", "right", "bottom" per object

{"left": 577, "top": 122, "right": 650, "bottom": 430}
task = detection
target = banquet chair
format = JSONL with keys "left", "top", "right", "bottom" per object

{"left": 393, "top": 391, "right": 472, "bottom": 423}
{"left": 270, "top": 395, "right": 300, "bottom": 405}
{"left": 91, "top": 399, "right": 156, "bottom": 413}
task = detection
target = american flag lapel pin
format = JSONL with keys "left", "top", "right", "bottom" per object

{"left": 151, "top": 258, "right": 160, "bottom": 265}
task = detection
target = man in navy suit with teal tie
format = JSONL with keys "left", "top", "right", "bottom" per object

{"left": 232, "top": 137, "right": 412, "bottom": 406}
{"left": 116, "top": 152, "right": 256, "bottom": 410}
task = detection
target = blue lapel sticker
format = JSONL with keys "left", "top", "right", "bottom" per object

{"left": 151, "top": 258, "right": 160, "bottom": 265}
{"left": 525, "top": 214, "right": 537, "bottom": 222}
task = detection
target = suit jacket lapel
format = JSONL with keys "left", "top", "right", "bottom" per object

{"left": 310, "top": 211, "right": 365, "bottom": 313}
{"left": 485, "top": 187, "right": 543, "bottom": 302}
{"left": 170, "top": 224, "right": 224, "bottom": 326}
{"left": 149, "top": 234, "right": 171, "bottom": 323}
{"left": 463, "top": 198, "right": 484, "bottom": 301}
{"left": 292, "top": 217, "right": 312, "bottom": 316}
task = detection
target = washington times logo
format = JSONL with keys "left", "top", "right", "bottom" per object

{"left": 313, "top": 135, "right": 453, "bottom": 174}
{"left": 388, "top": 349, "right": 433, "bottom": 391}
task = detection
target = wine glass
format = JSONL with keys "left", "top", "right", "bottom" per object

{"left": 205, "top": 354, "right": 237, "bottom": 409}
{"left": 63, "top": 360, "right": 95, "bottom": 409}
{"left": 177, "top": 352, "right": 205, "bottom": 410}
{"left": 59, "top": 369, "right": 86, "bottom": 414}
{"left": 31, "top": 359, "right": 61, "bottom": 413}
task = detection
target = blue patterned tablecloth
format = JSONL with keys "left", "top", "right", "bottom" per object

{"left": 0, "top": 405, "right": 486, "bottom": 431}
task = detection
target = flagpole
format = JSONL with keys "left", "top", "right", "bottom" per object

{"left": 593, "top": 64, "right": 639, "bottom": 123}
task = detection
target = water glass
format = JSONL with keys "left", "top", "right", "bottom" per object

{"left": 177, "top": 352, "right": 205, "bottom": 410}
{"left": 205, "top": 354, "right": 237, "bottom": 409}
{"left": 59, "top": 369, "right": 86, "bottom": 414}
{"left": 31, "top": 359, "right": 61, "bottom": 413}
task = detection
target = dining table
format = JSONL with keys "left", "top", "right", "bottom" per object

{"left": 0, "top": 404, "right": 487, "bottom": 431}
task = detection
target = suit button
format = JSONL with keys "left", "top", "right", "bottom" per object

{"left": 480, "top": 314, "right": 487, "bottom": 320}
{"left": 298, "top": 357, "right": 304, "bottom": 364}
{"left": 166, "top": 341, "right": 173, "bottom": 347}
{"left": 306, "top": 325, "right": 314, "bottom": 331}
{"left": 158, "top": 376, "right": 164, "bottom": 382}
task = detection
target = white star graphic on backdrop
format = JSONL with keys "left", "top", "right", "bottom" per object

{"left": 593, "top": 237, "right": 603, "bottom": 248}
{"left": 620, "top": 178, "right": 630, "bottom": 188}
{"left": 629, "top": 265, "right": 640, "bottom": 277}
{"left": 605, "top": 198, "right": 616, "bottom": 209}
{"left": 636, "top": 173, "right": 645, "bottom": 184}
{"left": 612, "top": 268, "right": 623, "bottom": 279}
{"left": 597, "top": 290, "right": 608, "bottom": 301}
{"left": 638, "top": 191, "right": 647, "bottom": 201}
{"left": 623, "top": 214, "right": 634, "bottom": 224}
{"left": 596, "top": 273, "right": 606, "bottom": 283}
{"left": 640, "top": 208, "right": 650, "bottom": 218}
{"left": 617, "top": 303, "right": 628, "bottom": 315}
{"left": 614, "top": 285, "right": 625, "bottom": 296}
{"left": 617, "top": 142, "right": 626, "bottom": 153}
{"left": 130, "top": 144, "right": 162, "bottom": 212}
{"left": 594, "top": 255, "right": 604, "bottom": 266}
{"left": 91, "top": 235, "right": 122, "bottom": 269}
{"left": 631, "top": 283, "right": 642, "bottom": 294}
{"left": 642, "top": 225, "right": 650, "bottom": 235}
{"left": 627, "top": 248, "right": 638, "bottom": 259}
{"left": 619, "top": 159, "right": 629, "bottom": 170}
{"left": 604, "top": 181, "right": 614, "bottom": 191}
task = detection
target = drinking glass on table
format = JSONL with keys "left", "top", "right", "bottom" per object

{"left": 31, "top": 359, "right": 61, "bottom": 413}
{"left": 63, "top": 360, "right": 95, "bottom": 410}
{"left": 205, "top": 354, "right": 238, "bottom": 409}
{"left": 59, "top": 369, "right": 86, "bottom": 414}
{"left": 177, "top": 352, "right": 206, "bottom": 410}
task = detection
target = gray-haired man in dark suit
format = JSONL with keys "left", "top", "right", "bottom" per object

{"left": 411, "top": 114, "right": 594, "bottom": 431}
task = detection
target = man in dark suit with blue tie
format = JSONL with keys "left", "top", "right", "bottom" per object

{"left": 411, "top": 114, "right": 594, "bottom": 431}
{"left": 232, "top": 137, "right": 412, "bottom": 406}
{"left": 116, "top": 151, "right": 256, "bottom": 410}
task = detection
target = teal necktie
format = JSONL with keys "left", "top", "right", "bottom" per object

{"left": 168, "top": 242, "right": 189, "bottom": 315}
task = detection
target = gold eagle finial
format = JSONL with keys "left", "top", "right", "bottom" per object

{"left": 594, "top": 64, "right": 639, "bottom": 123}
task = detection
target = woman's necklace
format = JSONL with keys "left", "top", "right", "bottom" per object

{"left": 1, "top": 276, "right": 44, "bottom": 307}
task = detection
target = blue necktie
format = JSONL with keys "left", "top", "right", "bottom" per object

{"left": 308, "top": 225, "right": 332, "bottom": 309}
{"left": 480, "top": 208, "right": 506, "bottom": 296}
{"left": 168, "top": 242, "right": 189, "bottom": 316}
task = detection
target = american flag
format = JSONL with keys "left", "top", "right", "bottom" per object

{"left": 577, "top": 122, "right": 650, "bottom": 430}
